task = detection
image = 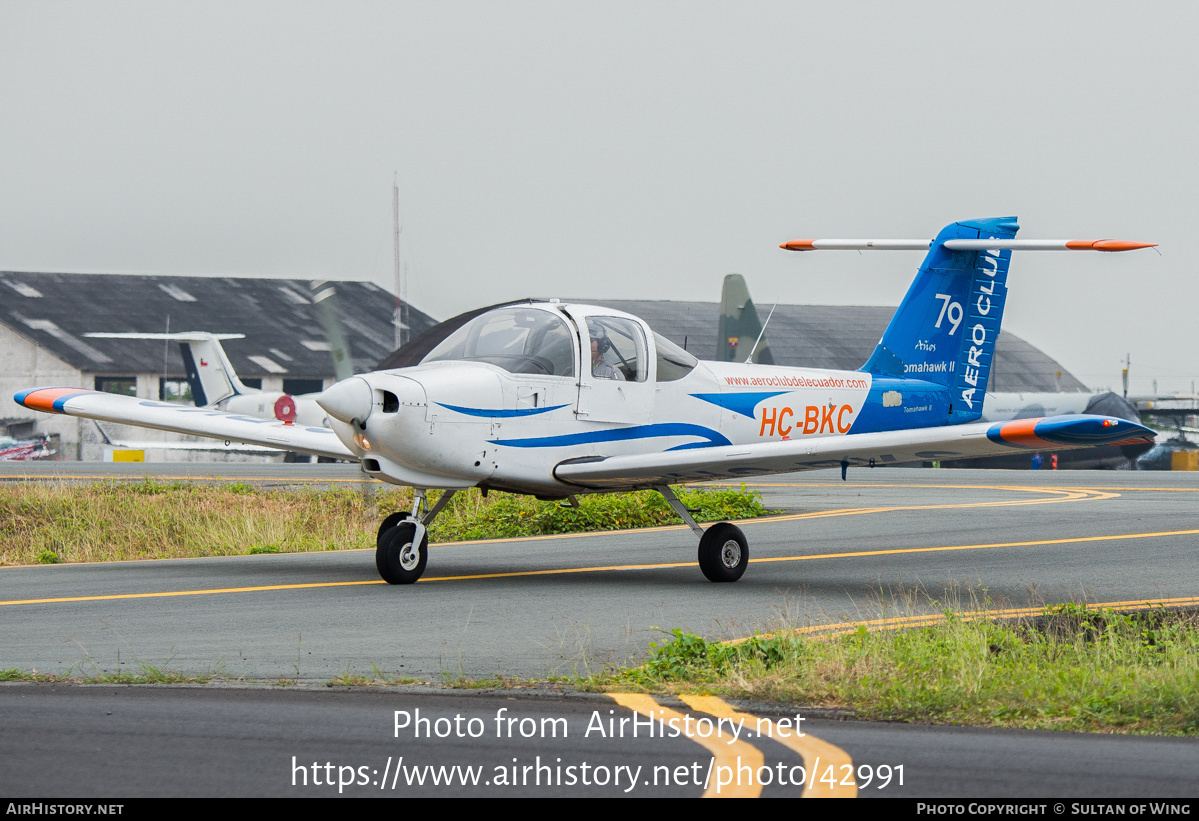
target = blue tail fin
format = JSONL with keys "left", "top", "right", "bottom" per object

{"left": 861, "top": 217, "right": 1017, "bottom": 419}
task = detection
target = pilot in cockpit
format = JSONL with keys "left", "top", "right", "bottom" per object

{"left": 588, "top": 324, "right": 626, "bottom": 381}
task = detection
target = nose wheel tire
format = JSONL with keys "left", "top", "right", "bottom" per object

{"left": 377, "top": 511, "right": 413, "bottom": 547}
{"left": 376, "top": 521, "right": 428, "bottom": 584}
{"left": 697, "top": 522, "right": 748, "bottom": 583}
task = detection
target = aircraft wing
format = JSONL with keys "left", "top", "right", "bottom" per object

{"left": 15, "top": 387, "right": 354, "bottom": 461}
{"left": 553, "top": 415, "right": 1155, "bottom": 489}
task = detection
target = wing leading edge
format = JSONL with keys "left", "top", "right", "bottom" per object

{"left": 552, "top": 415, "right": 1154, "bottom": 489}
{"left": 15, "top": 387, "right": 354, "bottom": 461}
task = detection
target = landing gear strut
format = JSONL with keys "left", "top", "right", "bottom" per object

{"left": 655, "top": 485, "right": 748, "bottom": 583}
{"left": 375, "top": 489, "right": 457, "bottom": 584}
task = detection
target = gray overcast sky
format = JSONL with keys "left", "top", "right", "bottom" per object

{"left": 1, "top": 1, "right": 1194, "bottom": 393}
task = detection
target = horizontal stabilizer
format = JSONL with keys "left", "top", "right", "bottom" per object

{"left": 83, "top": 332, "right": 246, "bottom": 341}
{"left": 781, "top": 238, "right": 1156, "bottom": 252}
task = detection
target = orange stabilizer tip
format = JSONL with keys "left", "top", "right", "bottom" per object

{"left": 781, "top": 239, "right": 816, "bottom": 251}
{"left": 1066, "top": 240, "right": 1157, "bottom": 252}
{"left": 1092, "top": 240, "right": 1157, "bottom": 252}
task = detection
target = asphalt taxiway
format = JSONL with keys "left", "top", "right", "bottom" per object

{"left": 2, "top": 467, "right": 1196, "bottom": 681}
{"left": 3, "top": 465, "right": 1197, "bottom": 797}
{"left": 4, "top": 685, "right": 1197, "bottom": 797}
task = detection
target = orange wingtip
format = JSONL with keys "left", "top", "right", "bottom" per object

{"left": 1065, "top": 240, "right": 1158, "bottom": 252}
{"left": 17, "top": 387, "right": 98, "bottom": 413}
{"left": 780, "top": 239, "right": 816, "bottom": 251}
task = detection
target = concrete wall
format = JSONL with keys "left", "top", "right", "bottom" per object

{"left": 0, "top": 327, "right": 284, "bottom": 463}
{"left": 0, "top": 323, "right": 85, "bottom": 458}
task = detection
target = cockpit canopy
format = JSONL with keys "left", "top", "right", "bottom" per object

{"left": 411, "top": 302, "right": 699, "bottom": 382}
{"left": 421, "top": 307, "right": 576, "bottom": 376}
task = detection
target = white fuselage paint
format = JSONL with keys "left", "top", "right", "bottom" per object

{"left": 331, "top": 303, "right": 876, "bottom": 495}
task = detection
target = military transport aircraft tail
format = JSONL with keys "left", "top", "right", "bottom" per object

{"left": 718, "top": 273, "right": 775, "bottom": 365}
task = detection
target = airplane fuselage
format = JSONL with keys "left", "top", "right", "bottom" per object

{"left": 324, "top": 302, "right": 955, "bottom": 495}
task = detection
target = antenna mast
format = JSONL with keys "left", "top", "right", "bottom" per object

{"left": 744, "top": 300, "right": 778, "bottom": 364}
{"left": 392, "top": 173, "right": 404, "bottom": 349}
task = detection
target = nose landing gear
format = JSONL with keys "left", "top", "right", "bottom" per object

{"left": 376, "top": 521, "right": 428, "bottom": 584}
{"left": 375, "top": 488, "right": 457, "bottom": 584}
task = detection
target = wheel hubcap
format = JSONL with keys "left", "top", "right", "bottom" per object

{"left": 398, "top": 541, "right": 420, "bottom": 571}
{"left": 720, "top": 540, "right": 741, "bottom": 569}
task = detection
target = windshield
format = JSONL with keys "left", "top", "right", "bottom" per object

{"left": 421, "top": 307, "right": 576, "bottom": 377}
{"left": 654, "top": 332, "right": 698, "bottom": 381}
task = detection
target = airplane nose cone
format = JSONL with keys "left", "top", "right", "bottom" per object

{"left": 317, "top": 377, "right": 374, "bottom": 425}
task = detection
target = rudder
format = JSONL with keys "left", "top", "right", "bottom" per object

{"left": 180, "top": 335, "right": 251, "bottom": 407}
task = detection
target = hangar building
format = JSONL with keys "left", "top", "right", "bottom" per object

{"left": 593, "top": 299, "right": 1086, "bottom": 392}
{"left": 2, "top": 273, "right": 1086, "bottom": 461}
{"left": 1, "top": 272, "right": 434, "bottom": 460}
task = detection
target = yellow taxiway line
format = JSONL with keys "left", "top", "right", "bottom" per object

{"left": 3, "top": 527, "right": 1198, "bottom": 608}
{"left": 679, "top": 694, "right": 856, "bottom": 798}
{"left": 368, "top": 484, "right": 1115, "bottom": 549}
{"left": 759, "top": 594, "right": 1199, "bottom": 641}
{"left": 609, "top": 693, "right": 763, "bottom": 798}
{"left": 2, "top": 483, "right": 1194, "bottom": 608}
{"left": 604, "top": 692, "right": 860, "bottom": 797}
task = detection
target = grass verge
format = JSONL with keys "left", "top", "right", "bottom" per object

{"left": 0, "top": 480, "right": 771, "bottom": 565}
{"left": 0, "top": 666, "right": 212, "bottom": 685}
{"left": 587, "top": 603, "right": 1199, "bottom": 736}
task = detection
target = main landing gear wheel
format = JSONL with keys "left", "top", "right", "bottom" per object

{"left": 697, "top": 522, "right": 748, "bottom": 583}
{"left": 376, "top": 521, "right": 428, "bottom": 585}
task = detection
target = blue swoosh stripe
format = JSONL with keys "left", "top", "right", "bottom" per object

{"left": 690, "top": 391, "right": 787, "bottom": 419}
{"left": 437, "top": 402, "right": 570, "bottom": 418}
{"left": 492, "top": 423, "right": 731, "bottom": 449}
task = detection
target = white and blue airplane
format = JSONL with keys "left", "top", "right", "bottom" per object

{"left": 15, "top": 218, "right": 1157, "bottom": 585}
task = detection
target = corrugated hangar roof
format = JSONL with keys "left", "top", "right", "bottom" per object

{"left": 584, "top": 300, "right": 1088, "bottom": 393}
{"left": 4, "top": 272, "right": 1083, "bottom": 394}
{"left": 0, "top": 272, "right": 436, "bottom": 379}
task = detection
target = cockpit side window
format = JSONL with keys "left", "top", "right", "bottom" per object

{"left": 654, "top": 332, "right": 698, "bottom": 381}
{"left": 587, "top": 317, "right": 647, "bottom": 382}
{"left": 421, "top": 308, "right": 575, "bottom": 377}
